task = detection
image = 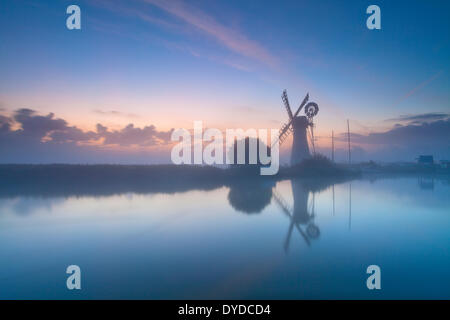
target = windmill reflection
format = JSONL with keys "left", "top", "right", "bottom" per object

{"left": 273, "top": 180, "right": 320, "bottom": 251}
{"left": 226, "top": 177, "right": 352, "bottom": 252}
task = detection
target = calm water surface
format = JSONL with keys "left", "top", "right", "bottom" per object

{"left": 0, "top": 176, "right": 449, "bottom": 299}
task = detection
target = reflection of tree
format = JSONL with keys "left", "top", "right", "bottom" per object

{"left": 227, "top": 180, "right": 274, "bottom": 214}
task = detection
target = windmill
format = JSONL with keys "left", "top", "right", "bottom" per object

{"left": 276, "top": 90, "right": 319, "bottom": 166}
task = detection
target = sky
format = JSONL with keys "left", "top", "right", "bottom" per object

{"left": 0, "top": 0, "right": 449, "bottom": 163}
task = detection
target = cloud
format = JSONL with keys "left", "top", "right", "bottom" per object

{"left": 13, "top": 109, "right": 68, "bottom": 139}
{"left": 0, "top": 115, "right": 12, "bottom": 133}
{"left": 2, "top": 109, "right": 96, "bottom": 145}
{"left": 95, "top": 0, "right": 278, "bottom": 69}
{"left": 93, "top": 109, "right": 139, "bottom": 118}
{"left": 396, "top": 70, "right": 443, "bottom": 103}
{"left": 331, "top": 118, "right": 450, "bottom": 161}
{"left": 143, "top": 0, "right": 278, "bottom": 68}
{"left": 385, "top": 112, "right": 449, "bottom": 123}
{"left": 90, "top": 0, "right": 277, "bottom": 73}
{"left": 97, "top": 123, "right": 174, "bottom": 146}
{"left": 337, "top": 119, "right": 450, "bottom": 146}
{"left": 0, "top": 109, "right": 175, "bottom": 163}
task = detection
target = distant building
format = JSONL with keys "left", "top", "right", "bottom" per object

{"left": 417, "top": 155, "right": 434, "bottom": 165}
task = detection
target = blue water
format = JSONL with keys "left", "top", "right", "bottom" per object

{"left": 0, "top": 176, "right": 449, "bottom": 299}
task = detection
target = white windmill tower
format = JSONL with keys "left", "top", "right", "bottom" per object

{"left": 276, "top": 90, "right": 319, "bottom": 166}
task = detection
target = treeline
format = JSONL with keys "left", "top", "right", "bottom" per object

{"left": 0, "top": 159, "right": 357, "bottom": 198}
{"left": 0, "top": 164, "right": 229, "bottom": 197}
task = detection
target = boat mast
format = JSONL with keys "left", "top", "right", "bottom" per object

{"left": 347, "top": 120, "right": 351, "bottom": 165}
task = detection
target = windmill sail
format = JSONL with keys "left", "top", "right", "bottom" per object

{"left": 278, "top": 122, "right": 294, "bottom": 145}
{"left": 272, "top": 92, "right": 310, "bottom": 148}
{"left": 282, "top": 90, "right": 293, "bottom": 120}
{"left": 293, "top": 93, "right": 309, "bottom": 118}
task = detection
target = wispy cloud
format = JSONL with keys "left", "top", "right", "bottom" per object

{"left": 138, "top": 0, "right": 278, "bottom": 69}
{"left": 385, "top": 112, "right": 449, "bottom": 123}
{"left": 396, "top": 70, "right": 444, "bottom": 104}
{"left": 141, "top": 0, "right": 278, "bottom": 68}
{"left": 92, "top": 0, "right": 186, "bottom": 34}
{"left": 91, "top": 0, "right": 275, "bottom": 72}
{"left": 93, "top": 109, "right": 139, "bottom": 119}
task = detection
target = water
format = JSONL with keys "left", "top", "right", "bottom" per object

{"left": 0, "top": 175, "right": 449, "bottom": 299}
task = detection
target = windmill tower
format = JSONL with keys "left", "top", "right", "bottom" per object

{"left": 277, "top": 90, "right": 319, "bottom": 166}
